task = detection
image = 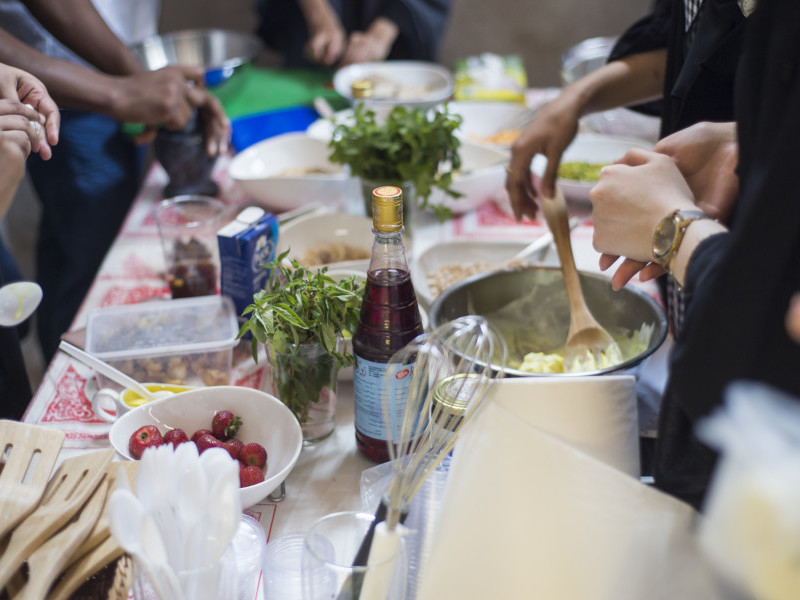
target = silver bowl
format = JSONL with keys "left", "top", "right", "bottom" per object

{"left": 130, "top": 28, "right": 262, "bottom": 90}
{"left": 428, "top": 266, "right": 668, "bottom": 377}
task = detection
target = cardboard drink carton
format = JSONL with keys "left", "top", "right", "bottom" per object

{"left": 217, "top": 207, "right": 279, "bottom": 333}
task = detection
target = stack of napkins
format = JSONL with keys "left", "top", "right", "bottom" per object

{"left": 417, "top": 376, "right": 729, "bottom": 599}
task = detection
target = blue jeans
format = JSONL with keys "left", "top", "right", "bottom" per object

{"left": 27, "top": 109, "right": 146, "bottom": 362}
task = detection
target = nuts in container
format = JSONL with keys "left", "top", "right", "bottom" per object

{"left": 85, "top": 295, "right": 240, "bottom": 389}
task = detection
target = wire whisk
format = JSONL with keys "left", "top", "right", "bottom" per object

{"left": 343, "top": 316, "right": 506, "bottom": 599}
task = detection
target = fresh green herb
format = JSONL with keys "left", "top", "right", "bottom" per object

{"left": 238, "top": 251, "right": 364, "bottom": 423}
{"left": 328, "top": 103, "right": 463, "bottom": 220}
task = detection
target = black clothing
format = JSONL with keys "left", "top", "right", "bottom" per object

{"left": 609, "top": 0, "right": 747, "bottom": 138}
{"left": 255, "top": 0, "right": 451, "bottom": 69}
{"left": 0, "top": 273, "right": 32, "bottom": 420}
{"left": 656, "top": 0, "right": 800, "bottom": 509}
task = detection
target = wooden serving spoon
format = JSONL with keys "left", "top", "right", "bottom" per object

{"left": 540, "top": 186, "right": 622, "bottom": 372}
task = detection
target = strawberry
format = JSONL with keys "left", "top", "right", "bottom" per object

{"left": 195, "top": 433, "right": 224, "bottom": 454}
{"left": 224, "top": 438, "right": 244, "bottom": 460}
{"left": 163, "top": 428, "right": 189, "bottom": 448}
{"left": 239, "top": 442, "right": 268, "bottom": 469}
{"left": 211, "top": 410, "right": 242, "bottom": 441}
{"left": 129, "top": 425, "right": 163, "bottom": 460}
{"left": 191, "top": 429, "right": 214, "bottom": 444}
{"left": 239, "top": 465, "right": 265, "bottom": 488}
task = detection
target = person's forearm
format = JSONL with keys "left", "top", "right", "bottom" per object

{"left": 0, "top": 28, "right": 123, "bottom": 114}
{"left": 22, "top": 0, "right": 145, "bottom": 75}
{"left": 366, "top": 17, "right": 399, "bottom": 47}
{"left": 670, "top": 219, "right": 728, "bottom": 287}
{"left": 560, "top": 49, "right": 667, "bottom": 117}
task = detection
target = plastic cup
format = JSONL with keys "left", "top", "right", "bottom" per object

{"left": 153, "top": 195, "right": 226, "bottom": 299}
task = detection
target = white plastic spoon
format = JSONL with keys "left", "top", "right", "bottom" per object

{"left": 108, "top": 489, "right": 183, "bottom": 600}
{"left": 0, "top": 281, "right": 42, "bottom": 327}
{"left": 58, "top": 340, "right": 169, "bottom": 402}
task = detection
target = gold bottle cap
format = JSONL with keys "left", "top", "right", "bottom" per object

{"left": 372, "top": 186, "right": 403, "bottom": 232}
{"left": 431, "top": 374, "right": 481, "bottom": 432}
{"left": 351, "top": 79, "right": 373, "bottom": 98}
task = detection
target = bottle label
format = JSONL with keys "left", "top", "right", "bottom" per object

{"left": 353, "top": 355, "right": 415, "bottom": 440}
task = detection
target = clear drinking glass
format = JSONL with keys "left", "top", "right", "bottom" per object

{"left": 302, "top": 511, "right": 408, "bottom": 600}
{"left": 153, "top": 195, "right": 226, "bottom": 299}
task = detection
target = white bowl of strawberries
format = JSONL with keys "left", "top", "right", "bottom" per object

{"left": 109, "top": 385, "right": 303, "bottom": 508}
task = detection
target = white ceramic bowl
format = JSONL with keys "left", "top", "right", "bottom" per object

{"left": 430, "top": 141, "right": 509, "bottom": 214}
{"left": 229, "top": 133, "right": 348, "bottom": 212}
{"left": 411, "top": 237, "right": 555, "bottom": 310}
{"left": 277, "top": 212, "right": 376, "bottom": 273}
{"left": 448, "top": 100, "right": 531, "bottom": 148}
{"left": 109, "top": 386, "right": 303, "bottom": 508}
{"left": 333, "top": 61, "right": 454, "bottom": 110}
{"left": 531, "top": 133, "right": 652, "bottom": 203}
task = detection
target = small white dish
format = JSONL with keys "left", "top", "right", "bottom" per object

{"left": 411, "top": 238, "right": 553, "bottom": 310}
{"left": 333, "top": 60, "right": 454, "bottom": 110}
{"left": 229, "top": 132, "right": 348, "bottom": 212}
{"left": 109, "top": 386, "right": 303, "bottom": 508}
{"left": 448, "top": 100, "right": 532, "bottom": 149}
{"left": 531, "top": 133, "right": 652, "bottom": 203}
{"left": 430, "top": 141, "right": 509, "bottom": 214}
{"left": 278, "top": 212, "right": 376, "bottom": 273}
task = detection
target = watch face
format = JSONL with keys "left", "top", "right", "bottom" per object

{"left": 653, "top": 216, "right": 677, "bottom": 258}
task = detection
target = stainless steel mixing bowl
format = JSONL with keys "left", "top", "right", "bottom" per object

{"left": 428, "top": 266, "right": 668, "bottom": 377}
{"left": 130, "top": 28, "right": 262, "bottom": 89}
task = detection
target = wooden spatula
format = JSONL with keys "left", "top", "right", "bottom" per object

{"left": 12, "top": 476, "right": 110, "bottom": 600}
{"left": 0, "top": 420, "right": 65, "bottom": 539}
{"left": 69, "top": 461, "right": 139, "bottom": 562}
{"left": 0, "top": 449, "right": 114, "bottom": 591}
{"left": 541, "top": 186, "right": 623, "bottom": 372}
{"left": 47, "top": 536, "right": 127, "bottom": 600}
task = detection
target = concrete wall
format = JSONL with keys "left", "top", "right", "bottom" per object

{"left": 159, "top": 0, "right": 652, "bottom": 87}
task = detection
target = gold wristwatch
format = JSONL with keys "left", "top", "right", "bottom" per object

{"left": 652, "top": 209, "right": 713, "bottom": 273}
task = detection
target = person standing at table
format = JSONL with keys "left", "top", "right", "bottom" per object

{"left": 505, "top": 0, "right": 748, "bottom": 339}
{"left": 255, "top": 0, "right": 451, "bottom": 68}
{"left": 0, "top": 0, "right": 230, "bottom": 363}
{"left": 588, "top": 0, "right": 800, "bottom": 509}
{"left": 0, "top": 61, "right": 59, "bottom": 419}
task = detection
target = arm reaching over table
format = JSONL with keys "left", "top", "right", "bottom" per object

{"left": 505, "top": 49, "right": 666, "bottom": 222}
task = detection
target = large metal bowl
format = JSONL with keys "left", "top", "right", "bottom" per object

{"left": 130, "top": 28, "right": 262, "bottom": 90}
{"left": 428, "top": 266, "right": 668, "bottom": 377}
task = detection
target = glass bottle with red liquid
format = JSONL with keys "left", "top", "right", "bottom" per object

{"left": 353, "top": 185, "right": 424, "bottom": 463}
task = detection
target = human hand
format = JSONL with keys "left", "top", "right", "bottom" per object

{"left": 0, "top": 136, "right": 26, "bottom": 218}
{"left": 655, "top": 121, "right": 739, "bottom": 224}
{"left": 505, "top": 95, "right": 582, "bottom": 221}
{"left": 115, "top": 66, "right": 230, "bottom": 155}
{"left": 304, "top": 10, "right": 346, "bottom": 65}
{"left": 786, "top": 293, "right": 800, "bottom": 344}
{"left": 589, "top": 148, "right": 697, "bottom": 289}
{"left": 0, "top": 63, "right": 60, "bottom": 159}
{"left": 338, "top": 18, "right": 398, "bottom": 66}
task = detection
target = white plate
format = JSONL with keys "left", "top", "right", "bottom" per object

{"left": 531, "top": 133, "right": 652, "bottom": 203}
{"left": 109, "top": 386, "right": 302, "bottom": 508}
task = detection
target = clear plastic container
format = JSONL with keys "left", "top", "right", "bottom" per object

{"left": 84, "top": 295, "right": 239, "bottom": 389}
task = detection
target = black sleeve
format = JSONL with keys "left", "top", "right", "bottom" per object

{"left": 608, "top": 0, "right": 672, "bottom": 61}
{"left": 376, "top": 0, "right": 451, "bottom": 61}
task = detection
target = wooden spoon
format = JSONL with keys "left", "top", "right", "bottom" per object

{"left": 540, "top": 186, "right": 622, "bottom": 372}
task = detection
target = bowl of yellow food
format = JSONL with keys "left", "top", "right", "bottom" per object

{"left": 531, "top": 133, "right": 652, "bottom": 203}
{"left": 428, "top": 266, "right": 667, "bottom": 377}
